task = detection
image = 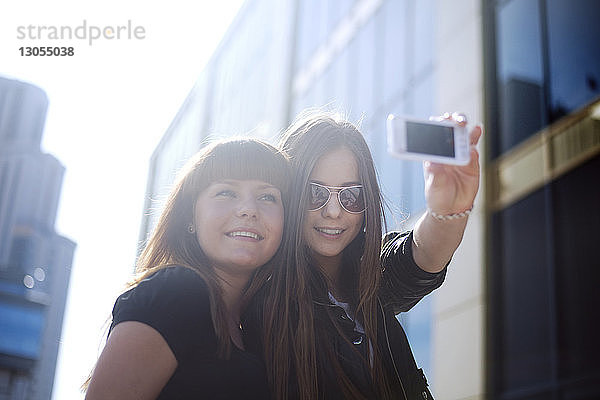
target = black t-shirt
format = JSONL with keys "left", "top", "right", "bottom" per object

{"left": 110, "top": 266, "right": 270, "bottom": 400}
{"left": 242, "top": 231, "right": 445, "bottom": 399}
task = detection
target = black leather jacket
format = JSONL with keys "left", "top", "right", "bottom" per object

{"left": 242, "top": 231, "right": 446, "bottom": 399}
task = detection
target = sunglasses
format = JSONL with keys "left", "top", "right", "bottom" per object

{"left": 307, "top": 182, "right": 366, "bottom": 214}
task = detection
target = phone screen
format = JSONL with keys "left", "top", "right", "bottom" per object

{"left": 406, "top": 121, "right": 455, "bottom": 157}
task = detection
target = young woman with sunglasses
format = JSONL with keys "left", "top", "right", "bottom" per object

{"left": 85, "top": 139, "right": 289, "bottom": 400}
{"left": 243, "top": 111, "right": 482, "bottom": 399}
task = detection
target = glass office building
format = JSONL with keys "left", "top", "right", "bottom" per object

{"left": 0, "top": 78, "right": 76, "bottom": 400}
{"left": 485, "top": 0, "right": 600, "bottom": 398}
{"left": 141, "top": 0, "right": 600, "bottom": 398}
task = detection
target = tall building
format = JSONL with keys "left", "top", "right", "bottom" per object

{"left": 140, "top": 0, "right": 600, "bottom": 398}
{"left": 484, "top": 1, "right": 600, "bottom": 398}
{"left": 0, "top": 78, "right": 76, "bottom": 400}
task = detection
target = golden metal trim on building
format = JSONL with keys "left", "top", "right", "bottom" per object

{"left": 488, "top": 98, "right": 600, "bottom": 212}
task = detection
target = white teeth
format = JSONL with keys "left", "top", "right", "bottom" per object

{"left": 228, "top": 231, "right": 261, "bottom": 240}
{"left": 316, "top": 228, "right": 343, "bottom": 235}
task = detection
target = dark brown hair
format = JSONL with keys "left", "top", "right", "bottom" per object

{"left": 260, "top": 111, "right": 393, "bottom": 399}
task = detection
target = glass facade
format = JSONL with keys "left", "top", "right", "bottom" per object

{"left": 495, "top": 0, "right": 546, "bottom": 156}
{"left": 140, "top": 0, "right": 296, "bottom": 241}
{"left": 141, "top": 82, "right": 208, "bottom": 240}
{"left": 487, "top": 0, "right": 600, "bottom": 397}
{"left": 546, "top": 1, "right": 600, "bottom": 119}
{"left": 208, "top": 0, "right": 292, "bottom": 140}
{"left": 0, "top": 302, "right": 44, "bottom": 361}
{"left": 490, "top": 157, "right": 600, "bottom": 398}
{"left": 493, "top": 0, "right": 600, "bottom": 157}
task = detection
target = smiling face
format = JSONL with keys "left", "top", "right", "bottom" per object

{"left": 303, "top": 147, "right": 364, "bottom": 272}
{"left": 194, "top": 179, "right": 284, "bottom": 280}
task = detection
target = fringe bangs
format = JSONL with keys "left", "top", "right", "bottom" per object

{"left": 200, "top": 139, "right": 290, "bottom": 194}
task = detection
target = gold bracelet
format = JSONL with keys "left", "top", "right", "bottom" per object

{"left": 428, "top": 206, "right": 473, "bottom": 221}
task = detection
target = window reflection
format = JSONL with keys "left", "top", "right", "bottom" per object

{"left": 0, "top": 303, "right": 44, "bottom": 360}
{"left": 496, "top": 0, "right": 546, "bottom": 156}
{"left": 547, "top": 0, "right": 600, "bottom": 120}
{"left": 494, "top": 0, "right": 600, "bottom": 157}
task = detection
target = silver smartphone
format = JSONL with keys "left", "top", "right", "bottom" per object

{"left": 386, "top": 114, "right": 470, "bottom": 165}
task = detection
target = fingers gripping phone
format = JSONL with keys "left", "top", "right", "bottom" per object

{"left": 386, "top": 114, "right": 470, "bottom": 165}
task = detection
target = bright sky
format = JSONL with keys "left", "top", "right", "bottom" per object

{"left": 0, "top": 1, "right": 245, "bottom": 398}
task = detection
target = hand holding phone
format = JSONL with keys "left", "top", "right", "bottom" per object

{"left": 386, "top": 114, "right": 470, "bottom": 165}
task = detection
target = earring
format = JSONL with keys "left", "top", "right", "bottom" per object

{"left": 187, "top": 224, "right": 195, "bottom": 234}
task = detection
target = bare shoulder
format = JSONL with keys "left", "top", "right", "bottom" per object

{"left": 85, "top": 321, "right": 177, "bottom": 400}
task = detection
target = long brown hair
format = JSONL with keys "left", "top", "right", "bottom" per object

{"left": 261, "top": 111, "right": 393, "bottom": 399}
{"left": 82, "top": 138, "right": 290, "bottom": 392}
{"left": 134, "top": 138, "right": 289, "bottom": 358}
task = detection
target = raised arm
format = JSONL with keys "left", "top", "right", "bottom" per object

{"left": 85, "top": 321, "right": 177, "bottom": 400}
{"left": 412, "top": 115, "right": 482, "bottom": 273}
